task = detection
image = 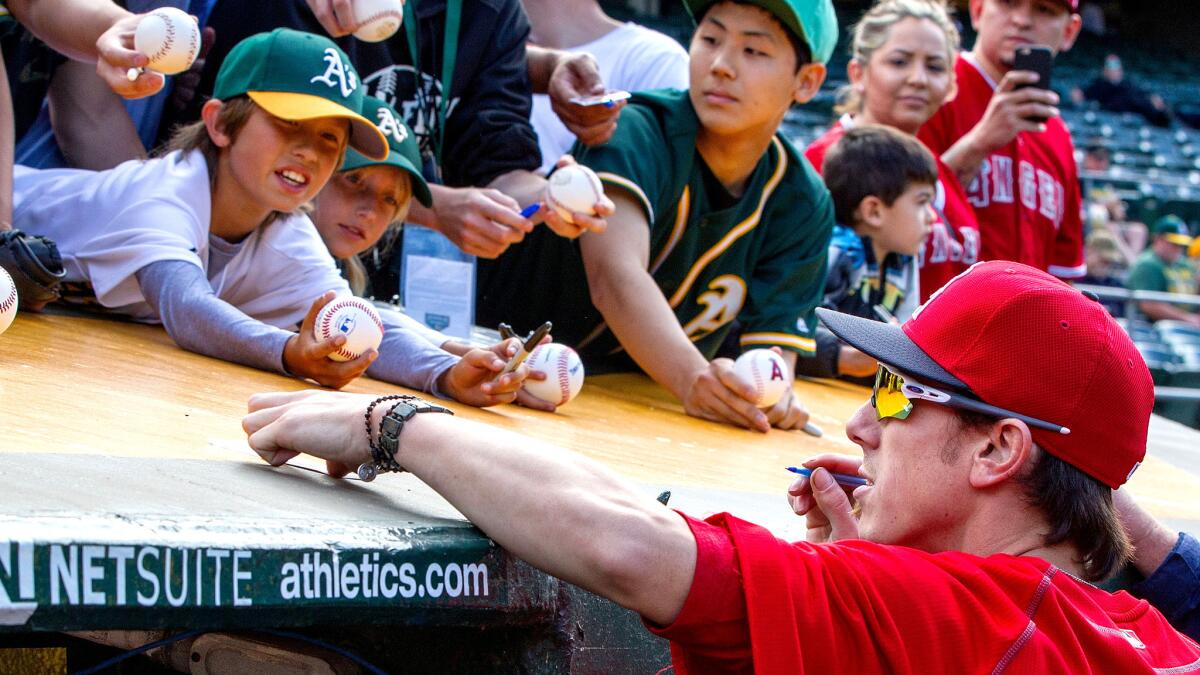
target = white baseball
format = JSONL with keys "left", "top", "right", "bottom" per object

{"left": 522, "top": 343, "right": 585, "bottom": 407}
{"left": 353, "top": 0, "right": 404, "bottom": 42}
{"left": 134, "top": 7, "right": 200, "bottom": 75}
{"left": 733, "top": 349, "right": 792, "bottom": 408}
{"left": 0, "top": 267, "right": 17, "bottom": 336}
{"left": 313, "top": 297, "right": 385, "bottom": 362}
{"left": 546, "top": 164, "right": 604, "bottom": 224}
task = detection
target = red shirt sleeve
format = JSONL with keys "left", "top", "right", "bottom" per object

{"left": 1048, "top": 127, "right": 1086, "bottom": 279}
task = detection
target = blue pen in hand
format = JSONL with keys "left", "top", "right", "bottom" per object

{"left": 787, "top": 466, "right": 869, "bottom": 488}
{"left": 520, "top": 203, "right": 541, "bottom": 219}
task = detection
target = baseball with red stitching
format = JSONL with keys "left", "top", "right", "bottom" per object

{"left": 546, "top": 164, "right": 605, "bottom": 225}
{"left": 0, "top": 267, "right": 18, "bottom": 336}
{"left": 352, "top": 0, "right": 404, "bottom": 42}
{"left": 134, "top": 7, "right": 200, "bottom": 75}
{"left": 733, "top": 349, "right": 791, "bottom": 408}
{"left": 313, "top": 297, "right": 385, "bottom": 362}
{"left": 522, "top": 343, "right": 585, "bottom": 407}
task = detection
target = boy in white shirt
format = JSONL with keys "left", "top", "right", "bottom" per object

{"left": 12, "top": 28, "right": 528, "bottom": 406}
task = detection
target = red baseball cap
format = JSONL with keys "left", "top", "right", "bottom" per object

{"left": 818, "top": 261, "right": 1153, "bottom": 488}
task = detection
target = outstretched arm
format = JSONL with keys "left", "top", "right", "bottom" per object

{"left": 243, "top": 389, "right": 697, "bottom": 626}
{"left": 581, "top": 190, "right": 772, "bottom": 432}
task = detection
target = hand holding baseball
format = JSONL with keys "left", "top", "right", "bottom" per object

{"left": 682, "top": 359, "right": 771, "bottom": 433}
{"left": 305, "top": 0, "right": 403, "bottom": 41}
{"left": 540, "top": 157, "right": 613, "bottom": 239}
{"left": 94, "top": 12, "right": 165, "bottom": 99}
{"left": 284, "top": 292, "right": 378, "bottom": 389}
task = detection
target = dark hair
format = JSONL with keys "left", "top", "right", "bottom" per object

{"left": 821, "top": 125, "right": 938, "bottom": 227}
{"left": 697, "top": 1, "right": 813, "bottom": 70}
{"left": 956, "top": 410, "right": 1131, "bottom": 582}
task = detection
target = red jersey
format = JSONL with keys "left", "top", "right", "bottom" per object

{"left": 806, "top": 116, "right": 981, "bottom": 303}
{"left": 650, "top": 513, "right": 1200, "bottom": 674}
{"left": 919, "top": 54, "right": 1085, "bottom": 278}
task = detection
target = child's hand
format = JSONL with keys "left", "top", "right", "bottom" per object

{"left": 283, "top": 292, "right": 377, "bottom": 389}
{"left": 484, "top": 337, "right": 557, "bottom": 412}
{"left": 682, "top": 359, "right": 771, "bottom": 433}
{"left": 438, "top": 346, "right": 529, "bottom": 408}
{"left": 540, "top": 156, "right": 614, "bottom": 239}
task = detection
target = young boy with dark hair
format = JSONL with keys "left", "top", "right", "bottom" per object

{"left": 478, "top": 0, "right": 838, "bottom": 432}
{"left": 800, "top": 124, "right": 938, "bottom": 380}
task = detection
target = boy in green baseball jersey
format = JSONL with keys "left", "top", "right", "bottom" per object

{"left": 478, "top": 0, "right": 836, "bottom": 432}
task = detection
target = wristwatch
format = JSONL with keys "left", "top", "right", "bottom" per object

{"left": 357, "top": 396, "right": 454, "bottom": 482}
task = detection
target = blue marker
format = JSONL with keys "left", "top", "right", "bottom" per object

{"left": 520, "top": 203, "right": 541, "bottom": 219}
{"left": 786, "top": 466, "right": 869, "bottom": 488}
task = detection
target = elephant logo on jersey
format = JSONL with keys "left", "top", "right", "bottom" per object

{"left": 310, "top": 48, "right": 359, "bottom": 98}
{"left": 681, "top": 275, "right": 746, "bottom": 339}
{"left": 374, "top": 106, "right": 409, "bottom": 145}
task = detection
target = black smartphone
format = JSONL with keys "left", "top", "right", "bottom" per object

{"left": 1013, "top": 45, "right": 1054, "bottom": 91}
{"left": 1012, "top": 45, "right": 1054, "bottom": 123}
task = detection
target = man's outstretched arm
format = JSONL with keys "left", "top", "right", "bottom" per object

{"left": 243, "top": 389, "right": 697, "bottom": 626}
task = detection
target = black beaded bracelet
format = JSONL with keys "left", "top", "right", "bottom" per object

{"left": 359, "top": 394, "right": 419, "bottom": 481}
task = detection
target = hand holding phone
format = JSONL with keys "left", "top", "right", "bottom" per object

{"left": 569, "top": 90, "right": 632, "bottom": 108}
{"left": 1013, "top": 45, "right": 1054, "bottom": 122}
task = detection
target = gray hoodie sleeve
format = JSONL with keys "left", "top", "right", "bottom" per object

{"left": 368, "top": 308, "right": 460, "bottom": 396}
{"left": 136, "top": 260, "right": 293, "bottom": 373}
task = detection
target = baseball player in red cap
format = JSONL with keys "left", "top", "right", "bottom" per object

{"left": 920, "top": 0, "right": 1086, "bottom": 280}
{"left": 243, "top": 260, "right": 1199, "bottom": 671}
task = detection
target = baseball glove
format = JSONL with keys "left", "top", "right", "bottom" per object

{"left": 0, "top": 229, "right": 66, "bottom": 309}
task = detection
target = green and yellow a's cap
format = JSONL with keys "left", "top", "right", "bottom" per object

{"left": 1153, "top": 214, "right": 1194, "bottom": 248}
{"left": 342, "top": 97, "right": 433, "bottom": 207}
{"left": 213, "top": 29, "right": 388, "bottom": 160}
{"left": 682, "top": 0, "right": 838, "bottom": 65}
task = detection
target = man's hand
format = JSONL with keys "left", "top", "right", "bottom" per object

{"left": 539, "top": 156, "right": 614, "bottom": 239}
{"left": 437, "top": 345, "right": 530, "bottom": 407}
{"left": 1112, "top": 488, "right": 1179, "bottom": 578}
{"left": 427, "top": 186, "right": 534, "bottom": 258}
{"left": 547, "top": 52, "right": 623, "bottom": 146}
{"left": 95, "top": 13, "right": 167, "bottom": 99}
{"left": 283, "top": 292, "right": 377, "bottom": 389}
{"left": 764, "top": 385, "right": 811, "bottom": 431}
{"left": 965, "top": 70, "right": 1060, "bottom": 155}
{"left": 788, "top": 454, "right": 863, "bottom": 543}
{"left": 683, "top": 359, "right": 772, "bottom": 433}
{"left": 305, "top": 0, "right": 359, "bottom": 37}
{"left": 245, "top": 389, "right": 376, "bottom": 475}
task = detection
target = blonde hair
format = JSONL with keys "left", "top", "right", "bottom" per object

{"left": 836, "top": 0, "right": 961, "bottom": 116}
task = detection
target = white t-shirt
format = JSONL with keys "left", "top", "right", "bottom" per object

{"left": 12, "top": 150, "right": 346, "bottom": 329}
{"left": 531, "top": 22, "right": 689, "bottom": 174}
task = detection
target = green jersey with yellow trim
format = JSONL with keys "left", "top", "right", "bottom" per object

{"left": 476, "top": 89, "right": 832, "bottom": 372}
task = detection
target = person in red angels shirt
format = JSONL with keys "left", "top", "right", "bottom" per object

{"left": 806, "top": 0, "right": 980, "bottom": 304}
{"left": 919, "top": 0, "right": 1086, "bottom": 279}
{"left": 244, "top": 260, "right": 1200, "bottom": 673}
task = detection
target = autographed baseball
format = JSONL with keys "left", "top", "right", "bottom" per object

{"left": 522, "top": 343, "right": 585, "bottom": 406}
{"left": 546, "top": 164, "right": 604, "bottom": 224}
{"left": 734, "top": 349, "right": 791, "bottom": 408}
{"left": 353, "top": 0, "right": 404, "bottom": 42}
{"left": 313, "top": 297, "right": 385, "bottom": 362}
{"left": 0, "top": 267, "right": 17, "bottom": 336}
{"left": 134, "top": 7, "right": 200, "bottom": 75}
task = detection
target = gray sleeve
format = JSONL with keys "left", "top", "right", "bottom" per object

{"left": 375, "top": 305, "right": 450, "bottom": 348}
{"left": 136, "top": 260, "right": 293, "bottom": 374}
{"left": 368, "top": 308, "right": 460, "bottom": 396}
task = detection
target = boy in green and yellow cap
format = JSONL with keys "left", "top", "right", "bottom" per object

{"left": 12, "top": 29, "right": 530, "bottom": 407}
{"left": 478, "top": 0, "right": 837, "bottom": 431}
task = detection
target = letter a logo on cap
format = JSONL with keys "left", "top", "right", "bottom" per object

{"left": 375, "top": 106, "right": 409, "bottom": 145}
{"left": 310, "top": 47, "right": 358, "bottom": 98}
